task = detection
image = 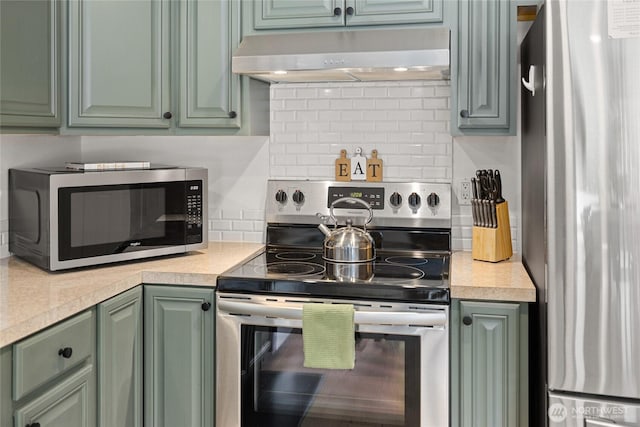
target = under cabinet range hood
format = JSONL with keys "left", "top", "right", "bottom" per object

{"left": 232, "top": 28, "right": 450, "bottom": 83}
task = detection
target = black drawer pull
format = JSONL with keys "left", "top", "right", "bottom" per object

{"left": 27, "top": 423, "right": 41, "bottom": 427}
{"left": 201, "top": 302, "right": 212, "bottom": 311}
{"left": 462, "top": 316, "right": 473, "bottom": 326}
{"left": 58, "top": 347, "right": 73, "bottom": 358}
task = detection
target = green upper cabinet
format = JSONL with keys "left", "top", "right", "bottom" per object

{"left": 452, "top": 0, "right": 517, "bottom": 135}
{"left": 178, "top": 0, "right": 240, "bottom": 127}
{"left": 451, "top": 300, "right": 528, "bottom": 427}
{"left": 254, "top": 0, "right": 443, "bottom": 29}
{"left": 68, "top": 0, "right": 240, "bottom": 129}
{"left": 144, "top": 285, "right": 215, "bottom": 427}
{"left": 67, "top": 0, "right": 170, "bottom": 128}
{"left": 0, "top": 0, "right": 60, "bottom": 128}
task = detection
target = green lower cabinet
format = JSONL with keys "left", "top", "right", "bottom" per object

{"left": 451, "top": 300, "right": 529, "bottom": 427}
{"left": 1, "top": 347, "right": 12, "bottom": 426}
{"left": 97, "top": 287, "right": 143, "bottom": 427}
{"left": 14, "top": 365, "right": 95, "bottom": 427}
{"left": 144, "top": 285, "right": 215, "bottom": 427}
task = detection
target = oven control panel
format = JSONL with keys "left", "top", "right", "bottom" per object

{"left": 266, "top": 180, "right": 451, "bottom": 228}
{"left": 328, "top": 186, "right": 385, "bottom": 210}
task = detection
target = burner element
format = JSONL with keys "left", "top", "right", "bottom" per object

{"left": 260, "top": 262, "right": 326, "bottom": 277}
{"left": 385, "top": 256, "right": 428, "bottom": 266}
{"left": 373, "top": 264, "right": 426, "bottom": 280}
{"left": 275, "top": 252, "right": 317, "bottom": 261}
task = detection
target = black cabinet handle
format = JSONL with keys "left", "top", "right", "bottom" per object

{"left": 27, "top": 423, "right": 41, "bottom": 427}
{"left": 460, "top": 110, "right": 469, "bottom": 118}
{"left": 462, "top": 316, "right": 473, "bottom": 326}
{"left": 334, "top": 7, "right": 342, "bottom": 16}
{"left": 201, "top": 302, "right": 211, "bottom": 311}
{"left": 58, "top": 347, "right": 73, "bottom": 358}
{"left": 228, "top": 111, "right": 237, "bottom": 119}
{"left": 163, "top": 111, "right": 173, "bottom": 119}
{"left": 346, "top": 6, "right": 354, "bottom": 15}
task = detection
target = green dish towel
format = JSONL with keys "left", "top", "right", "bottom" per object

{"left": 302, "top": 303, "right": 355, "bottom": 369}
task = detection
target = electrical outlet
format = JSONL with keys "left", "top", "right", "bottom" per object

{"left": 458, "top": 179, "right": 472, "bottom": 205}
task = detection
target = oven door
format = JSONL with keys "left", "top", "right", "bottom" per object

{"left": 216, "top": 294, "right": 449, "bottom": 427}
{"left": 50, "top": 169, "right": 206, "bottom": 270}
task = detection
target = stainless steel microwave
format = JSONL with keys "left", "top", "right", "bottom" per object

{"left": 9, "top": 165, "right": 207, "bottom": 271}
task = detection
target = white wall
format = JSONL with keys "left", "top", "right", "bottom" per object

{"left": 269, "top": 81, "right": 453, "bottom": 182}
{"left": 269, "top": 81, "right": 521, "bottom": 252}
{"left": 0, "top": 134, "right": 82, "bottom": 257}
{"left": 1, "top": 80, "right": 526, "bottom": 257}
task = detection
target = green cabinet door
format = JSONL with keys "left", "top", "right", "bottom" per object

{"left": 345, "top": 0, "right": 443, "bottom": 26}
{"left": 454, "top": 0, "right": 517, "bottom": 135}
{"left": 14, "top": 365, "right": 96, "bottom": 427}
{"left": 453, "top": 300, "right": 528, "bottom": 427}
{"left": 254, "top": 0, "right": 344, "bottom": 29}
{"left": 97, "top": 287, "right": 142, "bottom": 427}
{"left": 144, "top": 285, "right": 214, "bottom": 427}
{"left": 0, "top": 347, "right": 11, "bottom": 427}
{"left": 254, "top": 0, "right": 443, "bottom": 29}
{"left": 0, "top": 0, "right": 59, "bottom": 128}
{"left": 68, "top": 0, "right": 170, "bottom": 127}
{"left": 177, "top": 0, "right": 241, "bottom": 128}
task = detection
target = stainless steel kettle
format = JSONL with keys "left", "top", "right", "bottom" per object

{"left": 318, "top": 197, "right": 375, "bottom": 265}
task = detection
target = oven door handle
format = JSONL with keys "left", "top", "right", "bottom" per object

{"left": 218, "top": 300, "right": 447, "bottom": 327}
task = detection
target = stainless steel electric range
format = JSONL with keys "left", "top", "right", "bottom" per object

{"left": 217, "top": 180, "right": 452, "bottom": 427}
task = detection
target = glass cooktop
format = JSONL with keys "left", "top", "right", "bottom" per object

{"left": 217, "top": 247, "right": 450, "bottom": 304}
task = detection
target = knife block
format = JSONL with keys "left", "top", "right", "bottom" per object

{"left": 472, "top": 201, "right": 513, "bottom": 262}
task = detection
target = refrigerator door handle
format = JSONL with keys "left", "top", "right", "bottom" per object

{"left": 522, "top": 65, "right": 538, "bottom": 96}
{"left": 585, "top": 417, "right": 630, "bottom": 427}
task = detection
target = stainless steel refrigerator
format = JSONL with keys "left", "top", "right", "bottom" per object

{"left": 521, "top": 1, "right": 640, "bottom": 426}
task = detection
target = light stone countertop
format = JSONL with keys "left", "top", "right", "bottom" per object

{"left": 0, "top": 244, "right": 535, "bottom": 348}
{"left": 449, "top": 251, "right": 536, "bottom": 302}
{"left": 0, "top": 241, "right": 263, "bottom": 348}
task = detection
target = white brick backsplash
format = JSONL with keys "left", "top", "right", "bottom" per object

{"left": 270, "top": 81, "right": 452, "bottom": 184}
{"left": 212, "top": 220, "right": 233, "bottom": 231}
{"left": 243, "top": 210, "right": 265, "bottom": 221}
{"left": 232, "top": 220, "right": 254, "bottom": 232}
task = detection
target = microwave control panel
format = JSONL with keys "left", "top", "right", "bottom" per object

{"left": 186, "top": 180, "right": 203, "bottom": 242}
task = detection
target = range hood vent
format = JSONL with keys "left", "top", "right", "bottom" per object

{"left": 232, "top": 28, "right": 450, "bottom": 83}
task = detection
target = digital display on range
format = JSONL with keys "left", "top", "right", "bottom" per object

{"left": 328, "top": 187, "right": 384, "bottom": 209}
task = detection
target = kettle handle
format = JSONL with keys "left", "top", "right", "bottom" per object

{"left": 329, "top": 197, "right": 373, "bottom": 226}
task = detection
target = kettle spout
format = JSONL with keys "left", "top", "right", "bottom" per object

{"left": 318, "top": 223, "right": 331, "bottom": 237}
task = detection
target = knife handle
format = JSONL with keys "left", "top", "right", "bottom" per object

{"left": 495, "top": 170, "right": 505, "bottom": 203}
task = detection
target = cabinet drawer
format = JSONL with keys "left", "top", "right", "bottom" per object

{"left": 13, "top": 364, "right": 95, "bottom": 427}
{"left": 13, "top": 309, "right": 95, "bottom": 400}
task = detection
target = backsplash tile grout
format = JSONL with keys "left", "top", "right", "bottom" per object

{"left": 269, "top": 81, "right": 453, "bottom": 182}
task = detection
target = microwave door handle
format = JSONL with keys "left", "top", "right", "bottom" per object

{"left": 217, "top": 300, "right": 446, "bottom": 327}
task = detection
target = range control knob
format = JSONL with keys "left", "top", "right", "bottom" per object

{"left": 275, "top": 190, "right": 287, "bottom": 204}
{"left": 427, "top": 192, "right": 440, "bottom": 208}
{"left": 292, "top": 190, "right": 305, "bottom": 205}
{"left": 408, "top": 192, "right": 421, "bottom": 209}
{"left": 389, "top": 192, "right": 402, "bottom": 208}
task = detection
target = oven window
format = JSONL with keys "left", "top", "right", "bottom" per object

{"left": 241, "top": 326, "right": 420, "bottom": 427}
{"left": 58, "top": 182, "right": 186, "bottom": 260}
